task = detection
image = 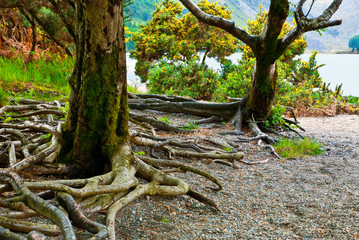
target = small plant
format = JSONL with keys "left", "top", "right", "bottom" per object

{"left": 136, "top": 151, "right": 146, "bottom": 156}
{"left": 181, "top": 121, "right": 199, "bottom": 130}
{"left": 128, "top": 84, "right": 145, "bottom": 94}
{"left": 59, "top": 103, "right": 70, "bottom": 121}
{"left": 161, "top": 216, "right": 170, "bottom": 223}
{"left": 265, "top": 104, "right": 286, "bottom": 127}
{"left": 274, "top": 137, "right": 324, "bottom": 159}
{"left": 3, "top": 116, "right": 12, "bottom": 123}
{"left": 40, "top": 133, "right": 52, "bottom": 139}
{"left": 224, "top": 140, "right": 232, "bottom": 152}
{"left": 159, "top": 116, "right": 170, "bottom": 123}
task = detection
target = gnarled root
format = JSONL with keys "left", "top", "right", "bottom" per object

{"left": 0, "top": 98, "right": 224, "bottom": 240}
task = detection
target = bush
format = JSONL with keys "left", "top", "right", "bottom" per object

{"left": 147, "top": 59, "right": 219, "bottom": 100}
{"left": 213, "top": 58, "right": 255, "bottom": 101}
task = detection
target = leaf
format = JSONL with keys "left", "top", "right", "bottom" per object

{"left": 4, "top": 117, "right": 12, "bottom": 123}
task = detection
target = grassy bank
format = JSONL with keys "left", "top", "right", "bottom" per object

{"left": 0, "top": 55, "right": 73, "bottom": 106}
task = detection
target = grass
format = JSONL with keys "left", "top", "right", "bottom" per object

{"left": 0, "top": 54, "right": 73, "bottom": 106}
{"left": 159, "top": 116, "right": 170, "bottom": 123}
{"left": 274, "top": 137, "right": 324, "bottom": 159}
{"left": 181, "top": 121, "right": 199, "bottom": 130}
{"left": 0, "top": 54, "right": 146, "bottom": 106}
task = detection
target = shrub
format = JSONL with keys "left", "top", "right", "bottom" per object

{"left": 147, "top": 59, "right": 219, "bottom": 100}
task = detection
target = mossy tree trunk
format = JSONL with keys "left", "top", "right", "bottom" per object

{"left": 246, "top": 60, "right": 277, "bottom": 120}
{"left": 62, "top": 0, "right": 128, "bottom": 176}
{"left": 245, "top": 0, "right": 288, "bottom": 120}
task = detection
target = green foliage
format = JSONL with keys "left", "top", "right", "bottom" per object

{"left": 274, "top": 51, "right": 340, "bottom": 110}
{"left": 147, "top": 59, "right": 219, "bottom": 100}
{"left": 224, "top": 141, "right": 232, "bottom": 152}
{"left": 344, "top": 96, "right": 359, "bottom": 105}
{"left": 40, "top": 133, "right": 52, "bottom": 139}
{"left": 130, "top": 0, "right": 239, "bottom": 83}
{"left": 265, "top": 104, "right": 286, "bottom": 127}
{"left": 349, "top": 35, "right": 359, "bottom": 51}
{"left": 161, "top": 216, "right": 170, "bottom": 223}
{"left": 274, "top": 137, "right": 324, "bottom": 159}
{"left": 127, "top": 84, "right": 144, "bottom": 94}
{"left": 159, "top": 116, "right": 170, "bottom": 123}
{"left": 59, "top": 103, "right": 70, "bottom": 121}
{"left": 4, "top": 117, "right": 12, "bottom": 124}
{"left": 136, "top": 151, "right": 146, "bottom": 155}
{"left": 181, "top": 121, "right": 199, "bottom": 130}
{"left": 214, "top": 58, "right": 254, "bottom": 101}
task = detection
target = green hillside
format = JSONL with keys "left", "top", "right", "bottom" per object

{"left": 126, "top": 0, "right": 266, "bottom": 33}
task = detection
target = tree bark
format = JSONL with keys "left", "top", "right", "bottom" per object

{"left": 244, "top": 0, "right": 289, "bottom": 120}
{"left": 246, "top": 61, "right": 277, "bottom": 120}
{"left": 61, "top": 0, "right": 128, "bottom": 176}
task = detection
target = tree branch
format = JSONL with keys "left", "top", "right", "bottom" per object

{"left": 280, "top": 0, "right": 342, "bottom": 52}
{"left": 178, "top": 0, "right": 257, "bottom": 50}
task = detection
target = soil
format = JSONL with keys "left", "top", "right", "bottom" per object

{"left": 112, "top": 114, "right": 359, "bottom": 239}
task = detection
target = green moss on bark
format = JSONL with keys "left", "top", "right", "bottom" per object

{"left": 60, "top": 0, "right": 128, "bottom": 177}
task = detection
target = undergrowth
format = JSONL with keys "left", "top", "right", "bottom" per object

{"left": 274, "top": 137, "right": 324, "bottom": 159}
{"left": 0, "top": 54, "right": 73, "bottom": 106}
{"left": 0, "top": 54, "right": 144, "bottom": 106}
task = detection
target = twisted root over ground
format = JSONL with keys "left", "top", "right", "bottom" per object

{"left": 0, "top": 97, "right": 271, "bottom": 240}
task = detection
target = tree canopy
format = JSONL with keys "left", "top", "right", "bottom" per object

{"left": 130, "top": 0, "right": 239, "bottom": 82}
{"left": 349, "top": 34, "right": 359, "bottom": 52}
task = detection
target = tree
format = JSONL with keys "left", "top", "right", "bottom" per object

{"left": 349, "top": 34, "right": 359, "bottom": 52}
{"left": 0, "top": 0, "right": 135, "bottom": 58}
{"left": 215, "top": 5, "right": 308, "bottom": 101}
{"left": 1, "top": 1, "right": 243, "bottom": 239}
{"left": 130, "top": 0, "right": 239, "bottom": 83}
{"left": 179, "top": 0, "right": 342, "bottom": 124}
{"left": 0, "top": 1, "right": 343, "bottom": 239}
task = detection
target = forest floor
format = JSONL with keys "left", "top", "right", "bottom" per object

{"left": 5, "top": 111, "right": 358, "bottom": 239}
{"left": 108, "top": 113, "right": 359, "bottom": 240}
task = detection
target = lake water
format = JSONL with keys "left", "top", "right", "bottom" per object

{"left": 126, "top": 53, "right": 359, "bottom": 97}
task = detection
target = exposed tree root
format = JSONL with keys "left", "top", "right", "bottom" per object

{"left": 0, "top": 96, "right": 289, "bottom": 239}
{"left": 129, "top": 95, "right": 240, "bottom": 117}
{"left": 130, "top": 112, "right": 193, "bottom": 133}
{"left": 137, "top": 155, "right": 222, "bottom": 190}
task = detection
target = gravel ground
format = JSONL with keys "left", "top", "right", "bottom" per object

{"left": 115, "top": 114, "right": 359, "bottom": 239}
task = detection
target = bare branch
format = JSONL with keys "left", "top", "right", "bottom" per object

{"left": 280, "top": 0, "right": 342, "bottom": 52}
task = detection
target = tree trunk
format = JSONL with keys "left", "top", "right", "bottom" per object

{"left": 244, "top": 0, "right": 288, "bottom": 121}
{"left": 62, "top": 0, "right": 128, "bottom": 176}
{"left": 245, "top": 59, "right": 277, "bottom": 120}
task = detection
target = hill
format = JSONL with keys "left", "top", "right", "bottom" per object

{"left": 127, "top": 0, "right": 359, "bottom": 52}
